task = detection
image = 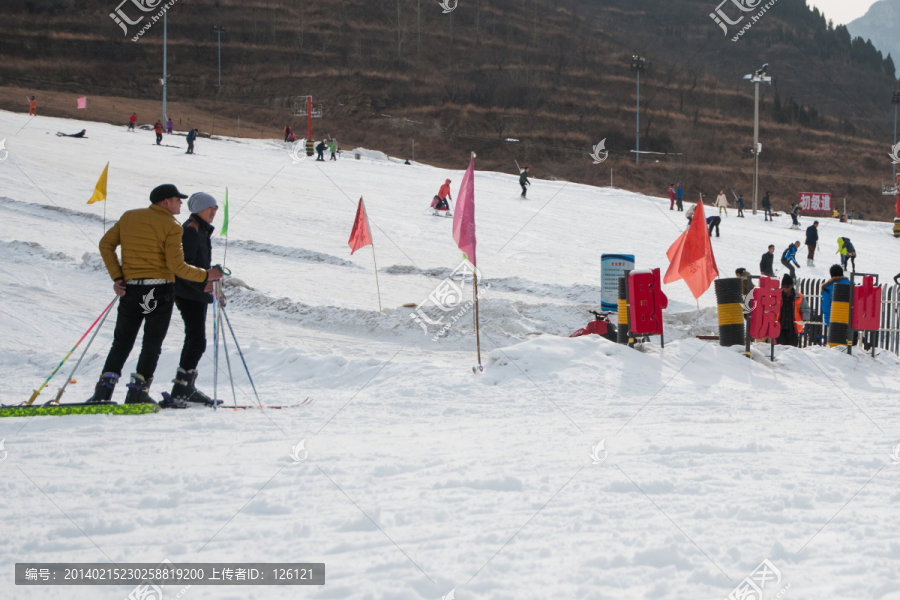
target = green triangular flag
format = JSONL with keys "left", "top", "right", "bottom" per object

{"left": 220, "top": 188, "right": 229, "bottom": 237}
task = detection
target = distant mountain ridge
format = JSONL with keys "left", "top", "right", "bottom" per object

{"left": 847, "top": 0, "right": 900, "bottom": 64}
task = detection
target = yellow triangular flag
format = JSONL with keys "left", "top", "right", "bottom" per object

{"left": 87, "top": 162, "right": 109, "bottom": 204}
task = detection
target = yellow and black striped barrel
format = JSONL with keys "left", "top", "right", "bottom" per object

{"left": 306, "top": 139, "right": 315, "bottom": 156}
{"left": 827, "top": 282, "right": 851, "bottom": 347}
{"left": 715, "top": 278, "right": 745, "bottom": 347}
{"left": 616, "top": 276, "right": 630, "bottom": 345}
{"left": 894, "top": 218, "right": 900, "bottom": 238}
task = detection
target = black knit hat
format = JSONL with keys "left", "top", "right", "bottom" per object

{"left": 150, "top": 184, "right": 188, "bottom": 204}
{"left": 781, "top": 273, "right": 793, "bottom": 288}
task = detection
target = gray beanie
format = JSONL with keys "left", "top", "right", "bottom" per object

{"left": 187, "top": 192, "right": 217, "bottom": 214}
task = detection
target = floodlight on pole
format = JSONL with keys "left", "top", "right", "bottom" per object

{"left": 631, "top": 55, "right": 646, "bottom": 165}
{"left": 743, "top": 64, "right": 772, "bottom": 216}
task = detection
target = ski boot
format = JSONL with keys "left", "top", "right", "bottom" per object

{"left": 169, "top": 367, "right": 217, "bottom": 405}
{"left": 86, "top": 372, "right": 119, "bottom": 403}
{"left": 124, "top": 373, "right": 163, "bottom": 406}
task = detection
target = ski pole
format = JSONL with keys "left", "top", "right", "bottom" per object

{"left": 218, "top": 299, "right": 237, "bottom": 408}
{"left": 212, "top": 281, "right": 219, "bottom": 410}
{"left": 51, "top": 297, "right": 118, "bottom": 404}
{"left": 220, "top": 305, "right": 262, "bottom": 407}
{"left": 27, "top": 297, "right": 118, "bottom": 406}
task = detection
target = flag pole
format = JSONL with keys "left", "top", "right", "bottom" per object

{"left": 473, "top": 268, "right": 482, "bottom": 368}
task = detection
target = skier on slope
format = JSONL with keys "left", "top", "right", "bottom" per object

{"left": 315, "top": 139, "right": 327, "bottom": 161}
{"left": 706, "top": 214, "right": 722, "bottom": 237}
{"left": 762, "top": 191, "right": 773, "bottom": 221}
{"left": 167, "top": 117, "right": 174, "bottom": 134}
{"left": 760, "top": 245, "right": 776, "bottom": 277}
{"left": 519, "top": 167, "right": 530, "bottom": 198}
{"left": 170, "top": 192, "right": 220, "bottom": 405}
{"left": 86, "top": 184, "right": 224, "bottom": 407}
{"left": 781, "top": 241, "right": 801, "bottom": 281}
{"left": 736, "top": 194, "right": 745, "bottom": 218}
{"left": 676, "top": 184, "right": 684, "bottom": 211}
{"left": 837, "top": 237, "right": 856, "bottom": 272}
{"left": 715, "top": 190, "right": 728, "bottom": 216}
{"left": 154, "top": 120, "right": 163, "bottom": 145}
{"left": 186, "top": 128, "right": 197, "bottom": 154}
{"left": 284, "top": 125, "right": 292, "bottom": 143}
{"left": 128, "top": 113, "right": 137, "bottom": 131}
{"left": 685, "top": 203, "right": 696, "bottom": 225}
{"left": 329, "top": 138, "right": 338, "bottom": 161}
{"left": 432, "top": 179, "right": 452, "bottom": 212}
{"left": 790, "top": 203, "right": 801, "bottom": 230}
{"left": 805, "top": 221, "right": 818, "bottom": 266}
{"left": 668, "top": 184, "right": 676, "bottom": 210}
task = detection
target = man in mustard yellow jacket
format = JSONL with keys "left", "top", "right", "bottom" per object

{"left": 88, "top": 184, "right": 224, "bottom": 406}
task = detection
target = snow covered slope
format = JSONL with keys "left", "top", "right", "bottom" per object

{"left": 1, "top": 111, "right": 900, "bottom": 600}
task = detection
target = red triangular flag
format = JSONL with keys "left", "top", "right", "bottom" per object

{"left": 348, "top": 197, "right": 373, "bottom": 255}
{"left": 663, "top": 198, "right": 718, "bottom": 299}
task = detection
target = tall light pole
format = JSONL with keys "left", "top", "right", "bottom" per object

{"left": 743, "top": 64, "right": 771, "bottom": 216}
{"left": 631, "top": 55, "right": 646, "bottom": 165}
{"left": 892, "top": 90, "right": 900, "bottom": 181}
{"left": 213, "top": 26, "right": 226, "bottom": 88}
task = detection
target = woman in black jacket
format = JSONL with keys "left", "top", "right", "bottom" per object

{"left": 170, "top": 192, "right": 218, "bottom": 404}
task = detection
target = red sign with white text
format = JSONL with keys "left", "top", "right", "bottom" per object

{"left": 798, "top": 192, "right": 832, "bottom": 212}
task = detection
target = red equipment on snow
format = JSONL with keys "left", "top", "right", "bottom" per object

{"left": 570, "top": 311, "right": 618, "bottom": 342}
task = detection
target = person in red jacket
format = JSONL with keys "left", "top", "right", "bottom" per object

{"left": 154, "top": 120, "right": 163, "bottom": 145}
{"left": 284, "top": 125, "right": 292, "bottom": 142}
{"left": 128, "top": 113, "right": 137, "bottom": 131}
{"left": 431, "top": 179, "right": 452, "bottom": 211}
{"left": 668, "top": 183, "right": 676, "bottom": 210}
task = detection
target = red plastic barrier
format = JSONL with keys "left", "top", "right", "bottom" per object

{"left": 628, "top": 268, "right": 668, "bottom": 335}
{"left": 749, "top": 276, "right": 782, "bottom": 339}
{"left": 852, "top": 275, "right": 882, "bottom": 330}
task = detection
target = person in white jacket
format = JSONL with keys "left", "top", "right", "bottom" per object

{"left": 716, "top": 190, "right": 728, "bottom": 216}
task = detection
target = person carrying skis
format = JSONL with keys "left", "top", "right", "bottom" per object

{"left": 706, "top": 214, "right": 722, "bottom": 237}
{"left": 837, "top": 237, "right": 856, "bottom": 272}
{"left": 128, "top": 113, "right": 137, "bottom": 131}
{"left": 762, "top": 191, "right": 773, "bottom": 221}
{"left": 781, "top": 241, "right": 801, "bottom": 281}
{"left": 170, "top": 192, "right": 219, "bottom": 405}
{"left": 775, "top": 274, "right": 804, "bottom": 347}
{"left": 519, "top": 167, "right": 530, "bottom": 198}
{"left": 821, "top": 264, "right": 850, "bottom": 329}
{"left": 329, "top": 138, "right": 338, "bottom": 161}
{"left": 284, "top": 125, "right": 292, "bottom": 143}
{"left": 87, "top": 184, "right": 224, "bottom": 407}
{"left": 805, "top": 221, "right": 818, "bottom": 266}
{"left": 790, "top": 203, "right": 801, "bottom": 229}
{"left": 167, "top": 118, "right": 174, "bottom": 134}
{"left": 676, "top": 184, "right": 684, "bottom": 211}
{"left": 432, "top": 179, "right": 452, "bottom": 211}
{"left": 737, "top": 194, "right": 745, "bottom": 218}
{"left": 315, "top": 138, "right": 328, "bottom": 161}
{"left": 186, "top": 128, "right": 197, "bottom": 154}
{"left": 760, "top": 245, "right": 776, "bottom": 277}
{"left": 154, "top": 120, "right": 163, "bottom": 145}
{"left": 668, "top": 184, "right": 676, "bottom": 210}
{"left": 716, "top": 190, "right": 728, "bottom": 216}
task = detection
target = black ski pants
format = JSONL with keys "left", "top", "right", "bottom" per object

{"left": 520, "top": 183, "right": 527, "bottom": 197}
{"left": 780, "top": 259, "right": 796, "bottom": 282}
{"left": 102, "top": 283, "right": 175, "bottom": 381}
{"left": 186, "top": 140, "right": 194, "bottom": 154}
{"left": 156, "top": 132, "right": 162, "bottom": 145}
{"left": 176, "top": 297, "right": 208, "bottom": 371}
